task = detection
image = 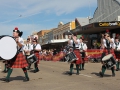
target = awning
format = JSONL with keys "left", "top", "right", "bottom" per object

{"left": 64, "top": 21, "right": 120, "bottom": 35}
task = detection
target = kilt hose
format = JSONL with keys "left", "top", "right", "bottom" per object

{"left": 10, "top": 52, "right": 28, "bottom": 68}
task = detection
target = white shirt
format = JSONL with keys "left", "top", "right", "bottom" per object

{"left": 31, "top": 44, "right": 41, "bottom": 50}
{"left": 79, "top": 42, "right": 87, "bottom": 50}
{"left": 114, "top": 42, "right": 120, "bottom": 50}
{"left": 103, "top": 38, "right": 114, "bottom": 49}
{"left": 69, "top": 39, "right": 80, "bottom": 48}
{"left": 23, "top": 43, "right": 32, "bottom": 51}
{"left": 17, "top": 37, "right": 24, "bottom": 51}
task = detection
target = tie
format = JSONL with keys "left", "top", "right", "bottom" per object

{"left": 81, "top": 43, "right": 83, "bottom": 50}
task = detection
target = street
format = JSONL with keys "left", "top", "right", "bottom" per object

{"left": 0, "top": 61, "right": 120, "bottom": 90}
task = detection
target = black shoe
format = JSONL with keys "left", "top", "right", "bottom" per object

{"left": 76, "top": 73, "right": 79, "bottom": 75}
{"left": 82, "top": 68, "right": 84, "bottom": 70}
{"left": 99, "top": 72, "right": 103, "bottom": 77}
{"left": 1, "top": 78, "right": 10, "bottom": 82}
{"left": 2, "top": 70, "right": 8, "bottom": 73}
{"left": 116, "top": 69, "right": 119, "bottom": 71}
{"left": 112, "top": 73, "right": 115, "bottom": 77}
{"left": 23, "top": 77, "right": 29, "bottom": 82}
{"left": 69, "top": 72, "right": 72, "bottom": 76}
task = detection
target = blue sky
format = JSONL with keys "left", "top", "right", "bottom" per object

{"left": 0, "top": 0, "right": 97, "bottom": 39}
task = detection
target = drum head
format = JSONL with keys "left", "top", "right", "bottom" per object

{"left": 0, "top": 36, "right": 17, "bottom": 60}
{"left": 102, "top": 54, "right": 113, "bottom": 61}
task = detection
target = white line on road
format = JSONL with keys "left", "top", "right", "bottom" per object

{"left": 0, "top": 69, "right": 2, "bottom": 71}
{"left": 80, "top": 74, "right": 92, "bottom": 78}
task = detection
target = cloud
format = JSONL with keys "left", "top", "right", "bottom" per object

{"left": 0, "top": 0, "right": 97, "bottom": 19}
{"left": 0, "top": 0, "right": 97, "bottom": 39}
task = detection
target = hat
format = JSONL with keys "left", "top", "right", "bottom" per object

{"left": 13, "top": 27, "right": 23, "bottom": 37}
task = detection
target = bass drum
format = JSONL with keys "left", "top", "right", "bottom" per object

{"left": 0, "top": 35, "right": 18, "bottom": 60}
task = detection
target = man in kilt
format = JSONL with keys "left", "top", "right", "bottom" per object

{"left": 31, "top": 38, "right": 41, "bottom": 73}
{"left": 99, "top": 33, "right": 116, "bottom": 77}
{"left": 79, "top": 37, "right": 87, "bottom": 70}
{"left": 114, "top": 37, "right": 120, "bottom": 71}
{"left": 68, "top": 34, "right": 82, "bottom": 75}
{"left": 2, "top": 27, "right": 29, "bottom": 82}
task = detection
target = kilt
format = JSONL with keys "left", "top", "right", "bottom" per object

{"left": 34, "top": 52, "right": 40, "bottom": 64}
{"left": 103, "top": 48, "right": 116, "bottom": 59}
{"left": 114, "top": 50, "right": 120, "bottom": 60}
{"left": 72, "top": 49, "right": 82, "bottom": 64}
{"left": 10, "top": 52, "right": 28, "bottom": 68}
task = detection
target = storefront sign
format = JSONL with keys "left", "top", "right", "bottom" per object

{"left": 98, "top": 22, "right": 120, "bottom": 27}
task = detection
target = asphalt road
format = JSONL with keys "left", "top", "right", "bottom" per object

{"left": 0, "top": 60, "right": 120, "bottom": 90}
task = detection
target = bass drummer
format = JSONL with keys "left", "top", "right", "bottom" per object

{"left": 2, "top": 27, "right": 29, "bottom": 82}
{"left": 99, "top": 33, "right": 116, "bottom": 77}
{"left": 68, "top": 34, "right": 81, "bottom": 75}
{"left": 114, "top": 37, "right": 120, "bottom": 71}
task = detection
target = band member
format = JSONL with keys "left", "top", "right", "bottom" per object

{"left": 114, "top": 37, "right": 120, "bottom": 71}
{"left": 23, "top": 38, "right": 32, "bottom": 70}
{"left": 79, "top": 37, "right": 87, "bottom": 70}
{"left": 68, "top": 34, "right": 81, "bottom": 75}
{"left": 2, "top": 27, "right": 29, "bottom": 82}
{"left": 31, "top": 38, "right": 41, "bottom": 73}
{"left": 99, "top": 33, "right": 116, "bottom": 77}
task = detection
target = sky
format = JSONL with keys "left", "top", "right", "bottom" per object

{"left": 0, "top": 0, "right": 97, "bottom": 39}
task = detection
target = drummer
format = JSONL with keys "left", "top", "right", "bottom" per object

{"left": 2, "top": 27, "right": 29, "bottom": 82}
{"left": 79, "top": 37, "right": 87, "bottom": 70}
{"left": 23, "top": 38, "right": 32, "bottom": 70}
{"left": 114, "top": 37, "right": 120, "bottom": 71}
{"left": 31, "top": 38, "right": 41, "bottom": 73}
{"left": 68, "top": 34, "right": 81, "bottom": 75}
{"left": 99, "top": 33, "right": 116, "bottom": 77}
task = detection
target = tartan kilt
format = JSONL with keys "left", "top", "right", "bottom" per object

{"left": 34, "top": 52, "right": 40, "bottom": 64}
{"left": 72, "top": 49, "right": 82, "bottom": 64}
{"left": 103, "top": 49, "right": 116, "bottom": 59}
{"left": 10, "top": 52, "right": 28, "bottom": 68}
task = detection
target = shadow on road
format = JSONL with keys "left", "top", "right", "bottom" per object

{"left": 0, "top": 76, "right": 25, "bottom": 81}
{"left": 91, "top": 72, "right": 111, "bottom": 77}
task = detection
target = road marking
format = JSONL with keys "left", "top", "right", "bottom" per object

{"left": 80, "top": 74, "right": 92, "bottom": 78}
{"left": 0, "top": 69, "right": 2, "bottom": 71}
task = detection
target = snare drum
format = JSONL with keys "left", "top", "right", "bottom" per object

{"left": 27, "top": 54, "right": 38, "bottom": 64}
{"left": 0, "top": 35, "right": 18, "bottom": 60}
{"left": 65, "top": 52, "right": 77, "bottom": 63}
{"left": 102, "top": 54, "right": 116, "bottom": 68}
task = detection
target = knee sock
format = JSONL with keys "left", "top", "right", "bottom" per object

{"left": 116, "top": 61, "right": 120, "bottom": 69}
{"left": 4, "top": 64, "right": 7, "bottom": 71}
{"left": 34, "top": 63, "right": 38, "bottom": 71}
{"left": 101, "top": 65, "right": 106, "bottom": 75}
{"left": 6, "top": 68, "right": 13, "bottom": 80}
{"left": 111, "top": 67, "right": 115, "bottom": 74}
{"left": 76, "top": 64, "right": 79, "bottom": 74}
{"left": 79, "top": 64, "right": 82, "bottom": 70}
{"left": 82, "top": 63, "right": 85, "bottom": 69}
{"left": 70, "top": 64, "right": 74, "bottom": 73}
{"left": 22, "top": 68, "right": 29, "bottom": 78}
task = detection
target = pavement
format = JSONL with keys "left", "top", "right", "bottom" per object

{"left": 0, "top": 60, "right": 120, "bottom": 90}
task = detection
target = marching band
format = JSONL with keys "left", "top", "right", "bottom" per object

{"left": 1, "top": 27, "right": 120, "bottom": 83}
